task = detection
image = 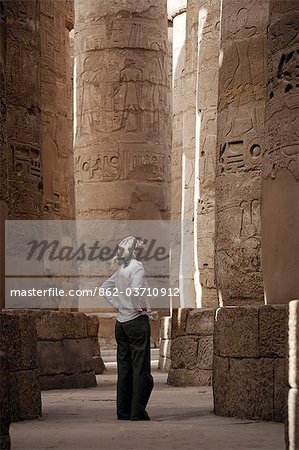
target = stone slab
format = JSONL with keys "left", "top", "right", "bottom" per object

{"left": 37, "top": 341, "right": 65, "bottom": 375}
{"left": 170, "top": 336, "right": 198, "bottom": 370}
{"left": 87, "top": 315, "right": 99, "bottom": 337}
{"left": 171, "top": 309, "right": 192, "bottom": 339}
{"left": 186, "top": 309, "right": 215, "bottom": 336}
{"left": 289, "top": 300, "right": 299, "bottom": 389}
{"left": 0, "top": 351, "right": 11, "bottom": 439}
{"left": 93, "top": 356, "right": 105, "bottom": 375}
{"left": 167, "top": 368, "right": 212, "bottom": 387}
{"left": 259, "top": 305, "right": 288, "bottom": 358}
{"left": 62, "top": 339, "right": 94, "bottom": 374}
{"left": 40, "top": 371, "right": 97, "bottom": 390}
{"left": 0, "top": 312, "right": 37, "bottom": 371}
{"left": 197, "top": 336, "right": 213, "bottom": 370}
{"left": 36, "top": 312, "right": 88, "bottom": 341}
{"left": 90, "top": 337, "right": 101, "bottom": 357}
{"left": 214, "top": 307, "right": 259, "bottom": 357}
{"left": 9, "top": 370, "right": 41, "bottom": 422}
{"left": 229, "top": 358, "right": 274, "bottom": 421}
{"left": 274, "top": 358, "right": 287, "bottom": 422}
{"left": 213, "top": 355, "right": 230, "bottom": 416}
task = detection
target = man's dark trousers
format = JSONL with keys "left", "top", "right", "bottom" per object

{"left": 115, "top": 315, "right": 154, "bottom": 420}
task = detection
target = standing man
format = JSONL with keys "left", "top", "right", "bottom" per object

{"left": 101, "top": 236, "right": 154, "bottom": 421}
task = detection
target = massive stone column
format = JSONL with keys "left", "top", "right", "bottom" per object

{"left": 40, "top": 0, "right": 75, "bottom": 219}
{"left": 169, "top": 0, "right": 197, "bottom": 307}
{"left": 74, "top": 0, "right": 171, "bottom": 220}
{"left": 215, "top": 0, "right": 268, "bottom": 305}
{"left": 5, "top": 0, "right": 43, "bottom": 219}
{"left": 196, "top": 0, "right": 221, "bottom": 308}
{"left": 262, "top": 1, "right": 299, "bottom": 304}
{"left": 0, "top": 0, "right": 7, "bottom": 307}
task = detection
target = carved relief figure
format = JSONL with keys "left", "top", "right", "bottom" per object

{"left": 118, "top": 58, "right": 143, "bottom": 132}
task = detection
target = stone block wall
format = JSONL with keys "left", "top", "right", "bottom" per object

{"left": 86, "top": 315, "right": 105, "bottom": 375}
{"left": 213, "top": 306, "right": 288, "bottom": 422}
{"left": 158, "top": 316, "right": 171, "bottom": 372}
{"left": 0, "top": 350, "right": 11, "bottom": 449}
{"left": 287, "top": 300, "right": 299, "bottom": 450}
{"left": 0, "top": 312, "right": 41, "bottom": 422}
{"left": 34, "top": 311, "right": 97, "bottom": 390}
{"left": 167, "top": 309, "right": 214, "bottom": 386}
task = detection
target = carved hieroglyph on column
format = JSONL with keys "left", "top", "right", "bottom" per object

{"left": 262, "top": 1, "right": 299, "bottom": 304}
{"left": 0, "top": 0, "right": 7, "bottom": 306}
{"left": 215, "top": 0, "right": 268, "bottom": 305}
{"left": 5, "top": 0, "right": 43, "bottom": 219}
{"left": 74, "top": 0, "right": 171, "bottom": 219}
{"left": 40, "top": 0, "right": 75, "bottom": 219}
{"left": 196, "top": 0, "right": 221, "bottom": 308}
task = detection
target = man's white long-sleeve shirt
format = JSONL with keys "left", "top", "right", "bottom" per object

{"left": 101, "top": 259, "right": 151, "bottom": 323}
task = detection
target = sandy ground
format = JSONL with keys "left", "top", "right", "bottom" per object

{"left": 10, "top": 350, "right": 284, "bottom": 450}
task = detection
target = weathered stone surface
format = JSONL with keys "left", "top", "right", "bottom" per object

{"left": 35, "top": 311, "right": 88, "bottom": 341}
{"left": 93, "top": 356, "right": 105, "bottom": 375}
{"left": 171, "top": 309, "right": 191, "bottom": 339}
{"left": 214, "top": 307, "right": 259, "bottom": 357}
{"left": 262, "top": 0, "right": 299, "bottom": 304}
{"left": 289, "top": 300, "right": 299, "bottom": 389}
{"left": 274, "top": 358, "right": 287, "bottom": 422}
{"left": 287, "top": 388, "right": 299, "bottom": 450}
{"left": 40, "top": 371, "right": 97, "bottom": 390}
{"left": 229, "top": 358, "right": 274, "bottom": 421}
{"left": 74, "top": 0, "right": 171, "bottom": 220}
{"left": 186, "top": 309, "right": 215, "bottom": 335}
{"left": 40, "top": 0, "right": 75, "bottom": 221}
{"left": 197, "top": 337, "right": 213, "bottom": 370}
{"left": 0, "top": 0, "right": 8, "bottom": 310}
{"left": 4, "top": 0, "right": 43, "bottom": 219}
{"left": 160, "top": 339, "right": 171, "bottom": 359}
{"left": 167, "top": 368, "right": 212, "bottom": 387}
{"left": 90, "top": 337, "right": 101, "bottom": 357}
{"left": 62, "top": 339, "right": 94, "bottom": 374}
{"left": 215, "top": 0, "right": 267, "bottom": 305}
{"left": 87, "top": 315, "right": 99, "bottom": 337}
{"left": 170, "top": 336, "right": 198, "bottom": 370}
{"left": 37, "top": 341, "right": 65, "bottom": 375}
{"left": 259, "top": 305, "right": 287, "bottom": 357}
{"left": 35, "top": 312, "right": 64, "bottom": 341}
{"left": 0, "top": 351, "right": 11, "bottom": 449}
{"left": 213, "top": 355, "right": 230, "bottom": 416}
{"left": 9, "top": 370, "right": 41, "bottom": 422}
{"left": 0, "top": 313, "right": 37, "bottom": 371}
{"left": 196, "top": 0, "right": 221, "bottom": 308}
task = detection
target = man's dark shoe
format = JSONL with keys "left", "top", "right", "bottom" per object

{"left": 131, "top": 411, "right": 151, "bottom": 421}
{"left": 117, "top": 414, "right": 131, "bottom": 420}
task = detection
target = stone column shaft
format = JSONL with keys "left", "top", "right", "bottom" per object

{"left": 215, "top": 0, "right": 268, "bottom": 305}
{"left": 74, "top": 0, "right": 171, "bottom": 220}
{"left": 196, "top": 0, "right": 221, "bottom": 308}
{"left": 0, "top": 0, "right": 7, "bottom": 307}
{"left": 40, "top": 0, "right": 75, "bottom": 219}
{"left": 262, "top": 0, "right": 299, "bottom": 304}
{"left": 4, "top": 0, "right": 42, "bottom": 219}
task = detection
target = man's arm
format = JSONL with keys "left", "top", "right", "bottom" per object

{"left": 101, "top": 273, "right": 120, "bottom": 310}
{"left": 131, "top": 267, "right": 151, "bottom": 312}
